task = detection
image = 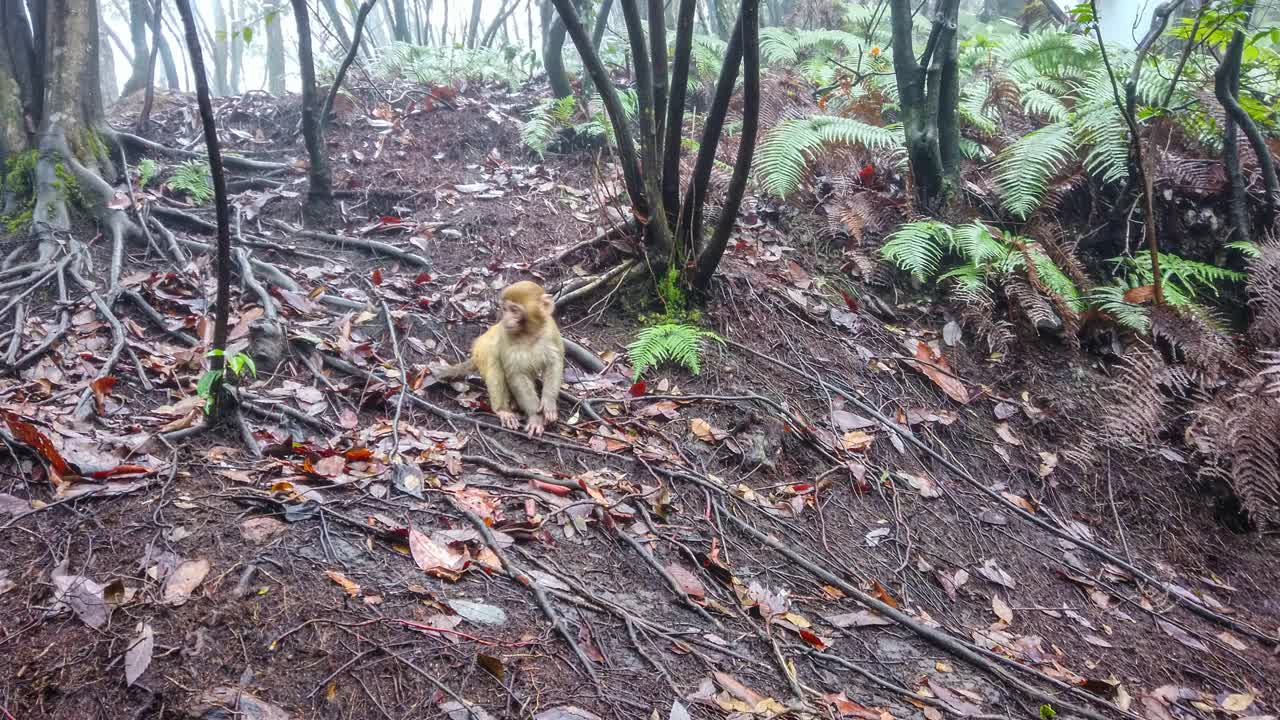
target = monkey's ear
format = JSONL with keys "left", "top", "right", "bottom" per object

{"left": 541, "top": 293, "right": 556, "bottom": 316}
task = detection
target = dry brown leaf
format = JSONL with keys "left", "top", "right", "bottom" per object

{"left": 409, "top": 528, "right": 469, "bottom": 581}
{"left": 903, "top": 340, "right": 970, "bottom": 404}
{"left": 991, "top": 594, "right": 1013, "bottom": 625}
{"left": 162, "top": 558, "right": 210, "bottom": 606}
{"left": 326, "top": 570, "right": 361, "bottom": 597}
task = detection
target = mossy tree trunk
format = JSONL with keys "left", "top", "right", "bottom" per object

{"left": 265, "top": 0, "right": 287, "bottom": 94}
{"left": 289, "top": 0, "right": 335, "bottom": 221}
{"left": 1, "top": 0, "right": 139, "bottom": 274}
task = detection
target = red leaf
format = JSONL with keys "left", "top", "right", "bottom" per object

{"left": 371, "top": 268, "right": 383, "bottom": 286}
{"left": 799, "top": 629, "right": 827, "bottom": 649}
{"left": 532, "top": 479, "right": 573, "bottom": 496}
{"left": 418, "top": 298, "right": 431, "bottom": 309}
{"left": 344, "top": 447, "right": 373, "bottom": 460}
{"left": 90, "top": 376, "right": 117, "bottom": 415}
{"left": 380, "top": 216, "right": 401, "bottom": 225}
{"left": 2, "top": 412, "right": 75, "bottom": 482}
{"left": 628, "top": 381, "right": 647, "bottom": 397}
{"left": 414, "top": 272, "right": 432, "bottom": 284}
{"left": 858, "top": 164, "right": 875, "bottom": 182}
{"left": 840, "top": 291, "right": 859, "bottom": 311}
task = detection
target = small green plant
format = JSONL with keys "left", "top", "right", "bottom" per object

{"left": 3, "top": 203, "right": 34, "bottom": 234}
{"left": 197, "top": 349, "right": 257, "bottom": 413}
{"left": 627, "top": 323, "right": 723, "bottom": 381}
{"left": 522, "top": 95, "right": 577, "bottom": 157}
{"left": 137, "top": 158, "right": 158, "bottom": 189}
{"left": 2, "top": 150, "right": 37, "bottom": 198}
{"left": 167, "top": 160, "right": 213, "bottom": 205}
{"left": 1039, "top": 704, "right": 1057, "bottom": 720}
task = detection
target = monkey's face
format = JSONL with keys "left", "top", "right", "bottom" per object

{"left": 500, "top": 300, "right": 527, "bottom": 332}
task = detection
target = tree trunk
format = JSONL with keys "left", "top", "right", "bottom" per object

{"left": 391, "top": 0, "right": 410, "bottom": 40}
{"left": 319, "top": 0, "right": 355, "bottom": 50}
{"left": 119, "top": 0, "right": 152, "bottom": 95}
{"left": 229, "top": 0, "right": 243, "bottom": 93}
{"left": 1214, "top": 3, "right": 1279, "bottom": 227}
{"left": 158, "top": 28, "right": 180, "bottom": 89}
{"left": 175, "top": 0, "right": 233, "bottom": 416}
{"left": 289, "top": 0, "right": 334, "bottom": 219}
{"left": 544, "top": 18, "right": 573, "bottom": 98}
{"left": 265, "top": 0, "right": 287, "bottom": 94}
{"left": 137, "top": 0, "right": 164, "bottom": 130}
{"left": 466, "top": 0, "right": 483, "bottom": 46}
{"left": 581, "top": 0, "right": 615, "bottom": 98}
{"left": 889, "top": 0, "right": 957, "bottom": 212}
{"left": 99, "top": 26, "right": 118, "bottom": 104}
{"left": 213, "top": 0, "right": 229, "bottom": 95}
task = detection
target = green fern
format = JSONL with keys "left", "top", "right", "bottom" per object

{"left": 1088, "top": 282, "right": 1152, "bottom": 332}
{"left": 880, "top": 221, "right": 955, "bottom": 282}
{"left": 137, "top": 158, "right": 158, "bottom": 190}
{"left": 522, "top": 95, "right": 577, "bottom": 157}
{"left": 628, "top": 323, "right": 723, "bottom": 381}
{"left": 755, "top": 116, "right": 902, "bottom": 197}
{"left": 993, "top": 122, "right": 1075, "bottom": 219}
{"left": 1120, "top": 251, "right": 1247, "bottom": 300}
{"left": 166, "top": 160, "right": 213, "bottom": 205}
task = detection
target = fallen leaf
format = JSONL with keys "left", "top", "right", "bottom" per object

{"left": 326, "top": 570, "right": 361, "bottom": 597}
{"left": 832, "top": 410, "right": 876, "bottom": 432}
{"left": 1156, "top": 620, "right": 1209, "bottom": 652}
{"left": 1220, "top": 693, "right": 1255, "bottom": 713}
{"left": 162, "top": 558, "right": 210, "bottom": 606}
{"left": 902, "top": 340, "right": 970, "bottom": 404}
{"left": 124, "top": 624, "right": 155, "bottom": 686}
{"left": 992, "top": 594, "right": 1014, "bottom": 625}
{"left": 690, "top": 418, "right": 728, "bottom": 443}
{"left": 666, "top": 564, "right": 707, "bottom": 600}
{"left": 448, "top": 599, "right": 506, "bottom": 625}
{"left": 409, "top": 528, "right": 469, "bottom": 581}
{"left": 995, "top": 422, "right": 1021, "bottom": 446}
{"left": 978, "top": 559, "right": 1015, "bottom": 589}
{"left": 827, "top": 610, "right": 893, "bottom": 628}
{"left": 532, "top": 707, "right": 603, "bottom": 720}
{"left": 1216, "top": 631, "right": 1247, "bottom": 651}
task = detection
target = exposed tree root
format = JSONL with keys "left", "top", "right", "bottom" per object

{"left": 553, "top": 259, "right": 640, "bottom": 306}
{"left": 106, "top": 127, "right": 292, "bottom": 172}
{"left": 68, "top": 267, "right": 127, "bottom": 418}
{"left": 266, "top": 220, "right": 432, "bottom": 268}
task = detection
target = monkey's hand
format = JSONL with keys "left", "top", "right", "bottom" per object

{"left": 525, "top": 414, "right": 545, "bottom": 437}
{"left": 540, "top": 398, "right": 558, "bottom": 425}
{"left": 497, "top": 410, "right": 520, "bottom": 430}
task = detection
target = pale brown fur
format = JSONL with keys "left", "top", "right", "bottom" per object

{"left": 434, "top": 281, "right": 564, "bottom": 436}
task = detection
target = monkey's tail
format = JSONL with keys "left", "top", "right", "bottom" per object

{"left": 432, "top": 358, "right": 476, "bottom": 380}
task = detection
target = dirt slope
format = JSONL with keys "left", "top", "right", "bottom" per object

{"left": 0, "top": 84, "right": 1277, "bottom": 720}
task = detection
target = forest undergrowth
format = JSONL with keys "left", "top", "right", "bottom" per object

{"left": 1, "top": 6, "right": 1279, "bottom": 720}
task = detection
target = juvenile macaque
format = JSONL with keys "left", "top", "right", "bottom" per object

{"left": 434, "top": 281, "right": 564, "bottom": 436}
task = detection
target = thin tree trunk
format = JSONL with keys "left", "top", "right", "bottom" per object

{"left": 289, "top": 0, "right": 333, "bottom": 218}
{"left": 229, "top": 0, "right": 243, "bottom": 93}
{"left": 213, "top": 0, "right": 229, "bottom": 95}
{"left": 265, "top": 0, "right": 286, "bottom": 94}
{"left": 392, "top": 0, "right": 410, "bottom": 40}
{"left": 618, "top": 0, "right": 672, "bottom": 256}
{"left": 99, "top": 26, "right": 119, "bottom": 104}
{"left": 175, "top": 0, "right": 233, "bottom": 416}
{"left": 482, "top": 0, "right": 523, "bottom": 46}
{"left": 581, "top": 0, "right": 614, "bottom": 98}
{"left": 158, "top": 28, "right": 180, "bottom": 89}
{"left": 1214, "top": 5, "right": 1279, "bottom": 226}
{"left": 137, "top": 0, "right": 163, "bottom": 130}
{"left": 660, "top": 0, "right": 695, "bottom": 221}
{"left": 120, "top": 0, "right": 152, "bottom": 95}
{"left": 322, "top": 0, "right": 377, "bottom": 132}
{"left": 648, "top": 0, "right": 668, "bottom": 163}
{"left": 319, "top": 0, "right": 356, "bottom": 50}
{"left": 544, "top": 18, "right": 573, "bottom": 98}
{"left": 694, "top": 0, "right": 759, "bottom": 290}
{"left": 466, "top": 0, "right": 483, "bottom": 46}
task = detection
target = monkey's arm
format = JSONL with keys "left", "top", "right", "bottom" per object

{"left": 539, "top": 337, "right": 564, "bottom": 424}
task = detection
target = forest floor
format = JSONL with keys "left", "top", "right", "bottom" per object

{"left": 1, "top": 81, "right": 1278, "bottom": 720}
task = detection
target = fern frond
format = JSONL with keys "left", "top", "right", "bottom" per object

{"left": 628, "top": 324, "right": 723, "bottom": 380}
{"left": 880, "top": 221, "right": 954, "bottom": 282}
{"left": 1124, "top": 251, "right": 1247, "bottom": 299}
{"left": 755, "top": 115, "right": 901, "bottom": 197}
{"left": 953, "top": 221, "right": 1010, "bottom": 266}
{"left": 1020, "top": 87, "right": 1070, "bottom": 122}
{"left": 1073, "top": 94, "right": 1129, "bottom": 184}
{"left": 993, "top": 122, "right": 1075, "bottom": 218}
{"left": 1088, "top": 283, "right": 1151, "bottom": 332}
{"left": 166, "top": 160, "right": 213, "bottom": 205}
{"left": 137, "top": 158, "right": 158, "bottom": 189}
{"left": 522, "top": 95, "right": 577, "bottom": 157}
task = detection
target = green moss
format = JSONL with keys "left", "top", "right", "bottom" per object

{"left": 2, "top": 203, "right": 33, "bottom": 233}
{"left": 53, "top": 162, "right": 84, "bottom": 208}
{"left": 2, "top": 150, "right": 37, "bottom": 199}
{"left": 80, "top": 128, "right": 110, "bottom": 165}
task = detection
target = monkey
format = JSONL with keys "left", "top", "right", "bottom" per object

{"left": 433, "top": 281, "right": 564, "bottom": 436}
